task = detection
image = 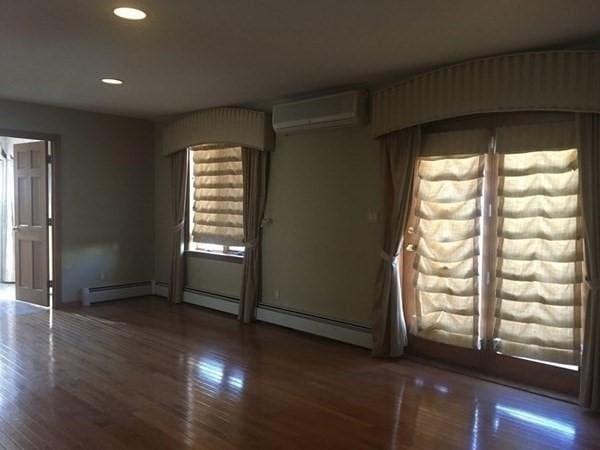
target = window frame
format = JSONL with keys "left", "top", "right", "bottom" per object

{"left": 184, "top": 146, "right": 244, "bottom": 263}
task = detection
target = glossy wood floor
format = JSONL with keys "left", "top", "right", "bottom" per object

{"left": 0, "top": 296, "right": 598, "bottom": 450}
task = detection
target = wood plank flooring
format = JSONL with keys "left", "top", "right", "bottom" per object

{"left": 0, "top": 296, "right": 598, "bottom": 449}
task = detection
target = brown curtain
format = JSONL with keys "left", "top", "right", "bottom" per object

{"left": 168, "top": 150, "right": 189, "bottom": 304}
{"left": 373, "top": 126, "right": 421, "bottom": 357}
{"left": 578, "top": 114, "right": 600, "bottom": 411}
{"left": 239, "top": 148, "right": 269, "bottom": 323}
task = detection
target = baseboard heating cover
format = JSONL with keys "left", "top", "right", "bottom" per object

{"left": 81, "top": 281, "right": 156, "bottom": 306}
{"left": 154, "top": 282, "right": 372, "bottom": 349}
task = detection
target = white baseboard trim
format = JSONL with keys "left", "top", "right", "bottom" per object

{"left": 256, "top": 304, "right": 372, "bottom": 349}
{"left": 81, "top": 281, "right": 155, "bottom": 306}
{"left": 152, "top": 283, "right": 372, "bottom": 349}
{"left": 183, "top": 289, "right": 240, "bottom": 315}
{"left": 154, "top": 283, "right": 168, "bottom": 298}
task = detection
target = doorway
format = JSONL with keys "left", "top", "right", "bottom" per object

{"left": 0, "top": 136, "right": 54, "bottom": 308}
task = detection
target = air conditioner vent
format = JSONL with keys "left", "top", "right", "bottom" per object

{"left": 272, "top": 90, "right": 368, "bottom": 134}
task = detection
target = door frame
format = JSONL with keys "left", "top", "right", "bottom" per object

{"left": 401, "top": 118, "right": 582, "bottom": 396}
{"left": 0, "top": 127, "right": 61, "bottom": 308}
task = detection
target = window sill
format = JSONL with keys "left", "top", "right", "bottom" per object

{"left": 184, "top": 250, "right": 244, "bottom": 264}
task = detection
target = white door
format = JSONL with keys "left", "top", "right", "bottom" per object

{"left": 13, "top": 141, "right": 49, "bottom": 307}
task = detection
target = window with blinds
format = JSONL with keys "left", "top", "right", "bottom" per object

{"left": 494, "top": 149, "right": 582, "bottom": 365}
{"left": 188, "top": 145, "right": 245, "bottom": 254}
{"left": 404, "top": 119, "right": 584, "bottom": 369}
{"left": 411, "top": 155, "right": 484, "bottom": 349}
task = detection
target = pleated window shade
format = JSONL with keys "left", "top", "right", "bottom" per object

{"left": 494, "top": 148, "right": 583, "bottom": 365}
{"left": 191, "top": 146, "right": 244, "bottom": 246}
{"left": 412, "top": 154, "right": 484, "bottom": 349}
{"left": 405, "top": 118, "right": 583, "bottom": 367}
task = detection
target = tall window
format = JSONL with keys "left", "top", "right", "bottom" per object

{"left": 493, "top": 148, "right": 582, "bottom": 366}
{"left": 407, "top": 154, "right": 484, "bottom": 349}
{"left": 403, "top": 121, "right": 583, "bottom": 369}
{"left": 187, "top": 145, "right": 245, "bottom": 256}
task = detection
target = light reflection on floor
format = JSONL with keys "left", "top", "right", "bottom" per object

{"left": 2, "top": 296, "right": 598, "bottom": 449}
{"left": 0, "top": 283, "right": 47, "bottom": 316}
{"left": 413, "top": 375, "right": 579, "bottom": 449}
{"left": 197, "top": 356, "right": 246, "bottom": 393}
{"left": 494, "top": 404, "right": 576, "bottom": 444}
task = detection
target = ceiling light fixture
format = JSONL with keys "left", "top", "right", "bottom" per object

{"left": 101, "top": 78, "right": 124, "bottom": 85}
{"left": 113, "top": 7, "right": 147, "bottom": 20}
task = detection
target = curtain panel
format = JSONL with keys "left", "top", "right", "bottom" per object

{"left": 239, "top": 148, "right": 269, "bottom": 323}
{"left": 168, "top": 150, "right": 189, "bottom": 304}
{"left": 373, "top": 126, "right": 421, "bottom": 357}
{"left": 577, "top": 114, "right": 600, "bottom": 412}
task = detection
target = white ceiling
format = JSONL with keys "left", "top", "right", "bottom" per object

{"left": 1, "top": 0, "right": 600, "bottom": 119}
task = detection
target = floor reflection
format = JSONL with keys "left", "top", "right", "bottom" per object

{"left": 0, "top": 300, "right": 17, "bottom": 409}
{"left": 198, "top": 358, "right": 225, "bottom": 385}
{"left": 2, "top": 296, "right": 598, "bottom": 449}
{"left": 0, "top": 298, "right": 55, "bottom": 410}
{"left": 494, "top": 403, "right": 576, "bottom": 444}
{"left": 471, "top": 400, "right": 480, "bottom": 450}
{"left": 196, "top": 356, "right": 246, "bottom": 394}
{"left": 407, "top": 375, "right": 580, "bottom": 450}
{"left": 433, "top": 383, "right": 449, "bottom": 394}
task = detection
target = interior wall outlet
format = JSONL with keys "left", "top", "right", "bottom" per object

{"left": 367, "top": 209, "right": 380, "bottom": 224}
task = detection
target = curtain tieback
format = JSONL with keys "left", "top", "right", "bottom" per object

{"left": 174, "top": 221, "right": 185, "bottom": 232}
{"left": 380, "top": 250, "right": 399, "bottom": 265}
{"left": 585, "top": 277, "right": 600, "bottom": 291}
{"left": 244, "top": 238, "right": 259, "bottom": 249}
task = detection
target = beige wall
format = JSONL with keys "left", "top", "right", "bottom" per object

{"left": 0, "top": 99, "right": 154, "bottom": 303}
{"left": 261, "top": 127, "right": 380, "bottom": 325}
{"left": 155, "top": 124, "right": 380, "bottom": 326}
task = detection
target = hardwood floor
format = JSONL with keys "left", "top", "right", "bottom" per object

{"left": 0, "top": 283, "right": 15, "bottom": 302}
{"left": 0, "top": 296, "right": 598, "bottom": 449}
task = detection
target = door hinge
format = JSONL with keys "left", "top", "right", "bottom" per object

{"left": 47, "top": 154, "right": 53, "bottom": 164}
{"left": 47, "top": 217, "right": 53, "bottom": 226}
{"left": 48, "top": 280, "right": 53, "bottom": 288}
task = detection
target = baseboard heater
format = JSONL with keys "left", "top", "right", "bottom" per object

{"left": 81, "top": 281, "right": 156, "bottom": 306}
{"left": 91, "top": 281, "right": 372, "bottom": 349}
{"left": 153, "top": 282, "right": 372, "bottom": 349}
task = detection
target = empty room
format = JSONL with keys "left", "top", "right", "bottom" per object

{"left": 1, "top": 1, "right": 600, "bottom": 449}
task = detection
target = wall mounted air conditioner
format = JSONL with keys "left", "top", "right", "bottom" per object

{"left": 272, "top": 90, "right": 368, "bottom": 134}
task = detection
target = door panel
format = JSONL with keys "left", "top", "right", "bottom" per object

{"left": 13, "top": 141, "right": 49, "bottom": 307}
{"left": 403, "top": 131, "right": 581, "bottom": 395}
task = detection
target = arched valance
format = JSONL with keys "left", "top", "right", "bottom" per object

{"left": 372, "top": 51, "right": 600, "bottom": 138}
{"left": 161, "top": 107, "right": 274, "bottom": 155}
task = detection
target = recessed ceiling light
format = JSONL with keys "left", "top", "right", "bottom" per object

{"left": 101, "top": 78, "right": 124, "bottom": 85}
{"left": 113, "top": 7, "right": 146, "bottom": 20}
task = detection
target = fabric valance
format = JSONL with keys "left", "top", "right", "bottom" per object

{"left": 372, "top": 51, "right": 600, "bottom": 138}
{"left": 161, "top": 107, "right": 274, "bottom": 155}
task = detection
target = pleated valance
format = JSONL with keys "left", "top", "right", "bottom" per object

{"left": 161, "top": 107, "right": 274, "bottom": 155}
{"left": 372, "top": 51, "right": 600, "bottom": 138}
